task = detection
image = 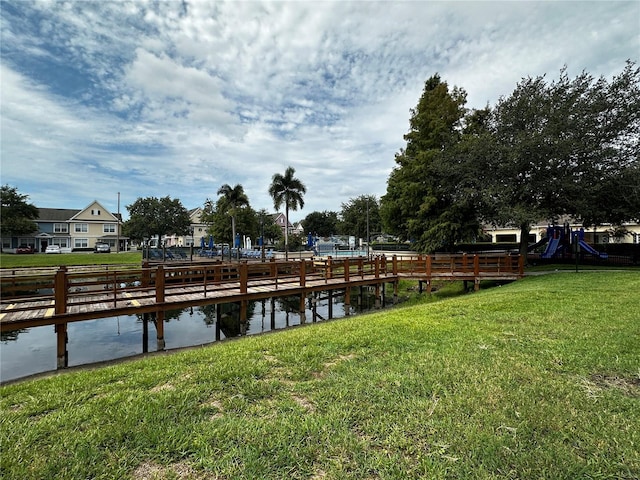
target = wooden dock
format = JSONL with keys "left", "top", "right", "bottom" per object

{"left": 1, "top": 253, "right": 523, "bottom": 370}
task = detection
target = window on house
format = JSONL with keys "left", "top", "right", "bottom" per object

{"left": 496, "top": 234, "right": 517, "bottom": 243}
{"left": 54, "top": 223, "right": 68, "bottom": 233}
{"left": 91, "top": 209, "right": 101, "bottom": 215}
{"left": 74, "top": 238, "right": 89, "bottom": 248}
{"left": 103, "top": 224, "right": 116, "bottom": 233}
{"left": 75, "top": 223, "right": 88, "bottom": 233}
{"left": 52, "top": 239, "right": 69, "bottom": 248}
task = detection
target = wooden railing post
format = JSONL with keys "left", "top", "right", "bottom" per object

{"left": 327, "top": 256, "right": 333, "bottom": 279}
{"left": 300, "top": 260, "right": 306, "bottom": 287}
{"left": 392, "top": 255, "right": 398, "bottom": 275}
{"left": 142, "top": 261, "right": 151, "bottom": 288}
{"left": 343, "top": 258, "right": 350, "bottom": 282}
{"left": 54, "top": 266, "right": 68, "bottom": 315}
{"left": 473, "top": 255, "right": 480, "bottom": 291}
{"left": 155, "top": 265, "right": 165, "bottom": 304}
{"left": 375, "top": 257, "right": 380, "bottom": 278}
{"left": 269, "top": 258, "right": 276, "bottom": 277}
{"left": 518, "top": 254, "right": 525, "bottom": 277}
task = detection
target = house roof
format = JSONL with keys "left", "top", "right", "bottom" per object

{"left": 271, "top": 212, "right": 292, "bottom": 227}
{"left": 37, "top": 205, "right": 122, "bottom": 222}
{"left": 38, "top": 208, "right": 81, "bottom": 222}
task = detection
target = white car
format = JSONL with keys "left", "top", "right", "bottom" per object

{"left": 45, "top": 245, "right": 61, "bottom": 254}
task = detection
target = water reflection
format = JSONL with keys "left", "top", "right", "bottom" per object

{"left": 1, "top": 287, "right": 387, "bottom": 383}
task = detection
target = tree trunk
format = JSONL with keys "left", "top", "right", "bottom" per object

{"left": 284, "top": 205, "right": 289, "bottom": 260}
{"left": 231, "top": 215, "right": 237, "bottom": 261}
{"left": 519, "top": 224, "right": 530, "bottom": 263}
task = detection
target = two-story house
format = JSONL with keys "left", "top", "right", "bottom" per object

{"left": 68, "top": 201, "right": 123, "bottom": 252}
{"left": 7, "top": 200, "right": 125, "bottom": 253}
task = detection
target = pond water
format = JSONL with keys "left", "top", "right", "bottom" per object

{"left": 1, "top": 288, "right": 389, "bottom": 383}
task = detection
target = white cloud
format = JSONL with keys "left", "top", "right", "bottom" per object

{"left": 1, "top": 0, "right": 638, "bottom": 220}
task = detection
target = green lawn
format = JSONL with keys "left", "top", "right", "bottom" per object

{"left": 0, "top": 251, "right": 143, "bottom": 268}
{"left": 1, "top": 272, "right": 639, "bottom": 479}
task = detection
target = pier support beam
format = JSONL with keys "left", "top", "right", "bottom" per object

{"left": 215, "top": 304, "right": 221, "bottom": 341}
{"left": 299, "top": 295, "right": 306, "bottom": 324}
{"left": 142, "top": 313, "right": 149, "bottom": 353}
{"left": 270, "top": 298, "right": 276, "bottom": 330}
{"left": 344, "top": 288, "right": 351, "bottom": 316}
{"left": 55, "top": 323, "right": 68, "bottom": 369}
{"left": 240, "top": 300, "right": 248, "bottom": 335}
{"left": 155, "top": 311, "right": 165, "bottom": 350}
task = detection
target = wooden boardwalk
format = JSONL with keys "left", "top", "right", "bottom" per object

{"left": 1, "top": 254, "right": 523, "bottom": 370}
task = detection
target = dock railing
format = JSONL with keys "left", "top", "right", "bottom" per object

{"left": 1, "top": 254, "right": 520, "bottom": 331}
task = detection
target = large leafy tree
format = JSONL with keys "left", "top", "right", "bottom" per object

{"left": 257, "top": 209, "right": 283, "bottom": 246}
{"left": 484, "top": 62, "right": 640, "bottom": 256}
{"left": 202, "top": 195, "right": 257, "bottom": 247}
{"left": 123, "top": 196, "right": 191, "bottom": 246}
{"left": 380, "top": 75, "right": 479, "bottom": 252}
{"left": 216, "top": 184, "right": 250, "bottom": 249}
{"left": 339, "top": 195, "right": 381, "bottom": 240}
{"left": 302, "top": 210, "right": 339, "bottom": 237}
{"left": 269, "top": 166, "right": 306, "bottom": 259}
{"left": 0, "top": 185, "right": 39, "bottom": 251}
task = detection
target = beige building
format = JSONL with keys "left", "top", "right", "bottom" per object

{"left": 68, "top": 201, "right": 123, "bottom": 251}
{"left": 484, "top": 221, "right": 640, "bottom": 245}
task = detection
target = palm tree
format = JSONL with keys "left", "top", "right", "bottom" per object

{"left": 217, "top": 184, "right": 249, "bottom": 258}
{"left": 269, "top": 166, "right": 306, "bottom": 259}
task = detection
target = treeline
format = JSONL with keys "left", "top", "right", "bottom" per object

{"left": 380, "top": 62, "right": 640, "bottom": 255}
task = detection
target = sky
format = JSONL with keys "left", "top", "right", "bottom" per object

{"left": 1, "top": 1, "right": 638, "bottom": 222}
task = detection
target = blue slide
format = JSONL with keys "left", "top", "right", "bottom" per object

{"left": 579, "top": 240, "right": 608, "bottom": 259}
{"left": 541, "top": 237, "right": 561, "bottom": 258}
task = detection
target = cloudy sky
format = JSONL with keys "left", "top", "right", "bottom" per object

{"left": 1, "top": 1, "right": 638, "bottom": 222}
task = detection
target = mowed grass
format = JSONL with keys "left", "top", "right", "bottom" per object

{"left": 0, "top": 251, "right": 143, "bottom": 268}
{"left": 1, "top": 272, "right": 639, "bottom": 479}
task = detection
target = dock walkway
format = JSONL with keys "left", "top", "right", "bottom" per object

{"left": 1, "top": 254, "right": 523, "bottom": 370}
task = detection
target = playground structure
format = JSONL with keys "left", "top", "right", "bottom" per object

{"left": 539, "top": 225, "right": 608, "bottom": 259}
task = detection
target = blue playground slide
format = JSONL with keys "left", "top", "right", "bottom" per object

{"left": 541, "top": 237, "right": 561, "bottom": 258}
{"left": 579, "top": 240, "right": 608, "bottom": 259}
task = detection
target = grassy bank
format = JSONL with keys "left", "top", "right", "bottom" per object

{"left": 1, "top": 272, "right": 639, "bottom": 479}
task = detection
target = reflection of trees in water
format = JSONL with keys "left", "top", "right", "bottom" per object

{"left": 199, "top": 302, "right": 257, "bottom": 338}
{"left": 162, "top": 309, "right": 188, "bottom": 322}
{"left": 1, "top": 329, "right": 27, "bottom": 342}
{"left": 276, "top": 296, "right": 302, "bottom": 313}
{"left": 131, "top": 309, "right": 184, "bottom": 325}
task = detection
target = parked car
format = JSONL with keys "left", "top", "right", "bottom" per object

{"left": 94, "top": 243, "right": 111, "bottom": 253}
{"left": 45, "top": 245, "right": 61, "bottom": 254}
{"left": 16, "top": 245, "right": 35, "bottom": 254}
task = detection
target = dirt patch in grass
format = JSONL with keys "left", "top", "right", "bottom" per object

{"left": 200, "top": 398, "right": 224, "bottom": 420}
{"left": 150, "top": 382, "right": 176, "bottom": 393}
{"left": 583, "top": 373, "right": 640, "bottom": 398}
{"left": 132, "top": 460, "right": 215, "bottom": 479}
{"left": 313, "top": 353, "right": 357, "bottom": 379}
{"left": 291, "top": 394, "right": 315, "bottom": 412}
